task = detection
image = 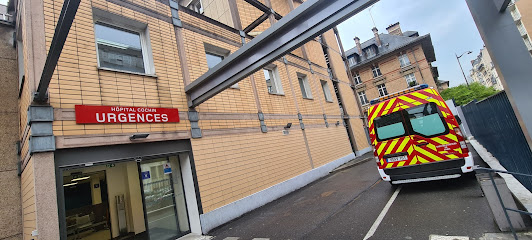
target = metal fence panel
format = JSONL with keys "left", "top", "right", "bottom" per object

{"left": 461, "top": 91, "right": 532, "bottom": 191}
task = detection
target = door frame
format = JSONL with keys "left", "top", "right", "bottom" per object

{"left": 54, "top": 140, "right": 202, "bottom": 240}
{"left": 137, "top": 155, "right": 192, "bottom": 240}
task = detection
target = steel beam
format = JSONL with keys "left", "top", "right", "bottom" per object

{"left": 34, "top": 0, "right": 81, "bottom": 102}
{"left": 244, "top": 12, "right": 270, "bottom": 33}
{"left": 185, "top": 0, "right": 378, "bottom": 107}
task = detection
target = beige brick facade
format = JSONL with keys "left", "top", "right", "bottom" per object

{"left": 15, "top": 0, "right": 372, "bottom": 237}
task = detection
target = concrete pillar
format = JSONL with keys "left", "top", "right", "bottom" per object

{"left": 33, "top": 152, "right": 60, "bottom": 239}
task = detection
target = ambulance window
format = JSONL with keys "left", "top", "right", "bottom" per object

{"left": 374, "top": 111, "right": 406, "bottom": 141}
{"left": 406, "top": 102, "right": 448, "bottom": 137}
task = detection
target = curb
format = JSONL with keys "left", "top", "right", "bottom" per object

{"left": 470, "top": 139, "right": 532, "bottom": 216}
{"left": 330, "top": 157, "right": 373, "bottom": 173}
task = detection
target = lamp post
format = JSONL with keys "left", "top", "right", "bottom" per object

{"left": 456, "top": 51, "right": 473, "bottom": 86}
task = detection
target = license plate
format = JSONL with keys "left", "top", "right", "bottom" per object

{"left": 386, "top": 155, "right": 408, "bottom": 163}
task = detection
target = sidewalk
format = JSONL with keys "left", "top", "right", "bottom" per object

{"left": 331, "top": 151, "right": 374, "bottom": 173}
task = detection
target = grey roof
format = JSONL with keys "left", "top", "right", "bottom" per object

{"left": 345, "top": 31, "right": 436, "bottom": 69}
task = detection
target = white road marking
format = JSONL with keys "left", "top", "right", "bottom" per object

{"left": 429, "top": 235, "right": 469, "bottom": 240}
{"left": 363, "top": 185, "right": 402, "bottom": 240}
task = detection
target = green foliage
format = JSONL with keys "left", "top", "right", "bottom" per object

{"left": 440, "top": 82, "right": 499, "bottom": 106}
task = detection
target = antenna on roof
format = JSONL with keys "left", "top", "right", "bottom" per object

{"left": 368, "top": 5, "right": 376, "bottom": 28}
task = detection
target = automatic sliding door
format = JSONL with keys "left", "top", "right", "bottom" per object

{"left": 140, "top": 156, "right": 189, "bottom": 240}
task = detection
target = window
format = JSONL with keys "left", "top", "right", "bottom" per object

{"left": 348, "top": 56, "right": 357, "bottom": 66}
{"left": 298, "top": 74, "right": 313, "bottom": 99}
{"left": 16, "top": 40, "right": 24, "bottom": 89}
{"left": 358, "top": 91, "right": 369, "bottom": 105}
{"left": 371, "top": 65, "right": 382, "bottom": 78}
{"left": 404, "top": 73, "right": 417, "bottom": 87}
{"left": 377, "top": 84, "right": 388, "bottom": 97}
{"left": 264, "top": 67, "right": 283, "bottom": 94}
{"left": 354, "top": 72, "right": 362, "bottom": 85}
{"left": 95, "top": 22, "right": 153, "bottom": 74}
{"left": 188, "top": 0, "right": 203, "bottom": 14}
{"left": 205, "top": 45, "right": 239, "bottom": 88}
{"left": 320, "top": 80, "right": 333, "bottom": 102}
{"left": 374, "top": 102, "right": 448, "bottom": 141}
{"left": 398, "top": 53, "right": 411, "bottom": 67}
{"left": 491, "top": 76, "right": 498, "bottom": 85}
{"left": 365, "top": 47, "right": 376, "bottom": 58}
{"left": 405, "top": 102, "right": 448, "bottom": 137}
{"left": 375, "top": 111, "right": 406, "bottom": 141}
{"left": 206, "top": 52, "right": 224, "bottom": 69}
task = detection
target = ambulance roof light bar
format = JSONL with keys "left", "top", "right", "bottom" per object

{"left": 369, "top": 84, "right": 429, "bottom": 105}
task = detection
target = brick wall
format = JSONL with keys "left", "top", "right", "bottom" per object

{"left": 18, "top": 0, "right": 361, "bottom": 220}
{"left": 21, "top": 158, "right": 36, "bottom": 240}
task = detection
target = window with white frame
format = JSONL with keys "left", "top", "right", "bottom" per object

{"left": 264, "top": 67, "right": 283, "bottom": 94}
{"left": 358, "top": 91, "right": 369, "bottom": 105}
{"left": 398, "top": 53, "right": 411, "bottom": 67}
{"left": 354, "top": 71, "right": 362, "bottom": 85}
{"left": 404, "top": 73, "right": 417, "bottom": 86}
{"left": 348, "top": 56, "right": 357, "bottom": 66}
{"left": 188, "top": 0, "right": 203, "bottom": 14}
{"left": 205, "top": 44, "right": 239, "bottom": 88}
{"left": 298, "top": 74, "right": 313, "bottom": 99}
{"left": 320, "top": 80, "right": 333, "bottom": 102}
{"left": 94, "top": 21, "right": 154, "bottom": 74}
{"left": 377, "top": 83, "right": 388, "bottom": 97}
{"left": 371, "top": 65, "right": 382, "bottom": 78}
{"left": 365, "top": 47, "right": 376, "bottom": 58}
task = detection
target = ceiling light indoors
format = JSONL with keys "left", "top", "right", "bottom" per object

{"left": 71, "top": 176, "right": 90, "bottom": 182}
{"left": 63, "top": 182, "right": 78, "bottom": 187}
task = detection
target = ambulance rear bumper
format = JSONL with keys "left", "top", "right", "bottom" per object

{"left": 378, "top": 155, "right": 474, "bottom": 184}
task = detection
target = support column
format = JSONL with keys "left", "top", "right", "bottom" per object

{"left": 33, "top": 152, "right": 60, "bottom": 239}
{"left": 465, "top": 0, "right": 532, "bottom": 149}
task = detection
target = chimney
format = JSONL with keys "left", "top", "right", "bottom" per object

{"left": 386, "top": 22, "right": 402, "bottom": 36}
{"left": 372, "top": 27, "right": 381, "bottom": 46}
{"left": 354, "top": 37, "right": 363, "bottom": 55}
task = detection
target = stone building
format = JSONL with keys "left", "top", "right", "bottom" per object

{"left": 509, "top": 0, "right": 532, "bottom": 54}
{"left": 469, "top": 46, "right": 503, "bottom": 90}
{"left": 344, "top": 22, "right": 438, "bottom": 115}
{"left": 12, "top": 0, "right": 371, "bottom": 239}
{"left": 0, "top": 2, "right": 20, "bottom": 239}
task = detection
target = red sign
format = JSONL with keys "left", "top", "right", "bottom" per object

{"left": 75, "top": 105, "right": 179, "bottom": 124}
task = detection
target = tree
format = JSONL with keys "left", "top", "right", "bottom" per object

{"left": 440, "top": 82, "right": 498, "bottom": 106}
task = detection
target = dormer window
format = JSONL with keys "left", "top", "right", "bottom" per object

{"left": 348, "top": 56, "right": 357, "bottom": 66}
{"left": 365, "top": 47, "right": 376, "bottom": 58}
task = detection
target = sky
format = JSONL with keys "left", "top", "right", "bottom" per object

{"left": 0, "top": 0, "right": 7, "bottom": 5}
{"left": 337, "top": 0, "right": 484, "bottom": 88}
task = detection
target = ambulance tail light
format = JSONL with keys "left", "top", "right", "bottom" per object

{"left": 454, "top": 127, "right": 469, "bottom": 156}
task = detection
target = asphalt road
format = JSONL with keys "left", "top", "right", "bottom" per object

{"left": 209, "top": 146, "right": 502, "bottom": 240}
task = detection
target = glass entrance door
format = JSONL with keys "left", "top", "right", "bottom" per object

{"left": 140, "top": 156, "right": 190, "bottom": 240}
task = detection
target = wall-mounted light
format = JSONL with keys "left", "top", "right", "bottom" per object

{"left": 130, "top": 133, "right": 150, "bottom": 140}
{"left": 284, "top": 123, "right": 292, "bottom": 129}
{"left": 335, "top": 121, "right": 341, "bottom": 126}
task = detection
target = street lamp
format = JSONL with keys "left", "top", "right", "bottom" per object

{"left": 456, "top": 51, "right": 473, "bottom": 86}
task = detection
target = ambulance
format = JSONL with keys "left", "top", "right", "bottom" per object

{"left": 367, "top": 84, "right": 474, "bottom": 184}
